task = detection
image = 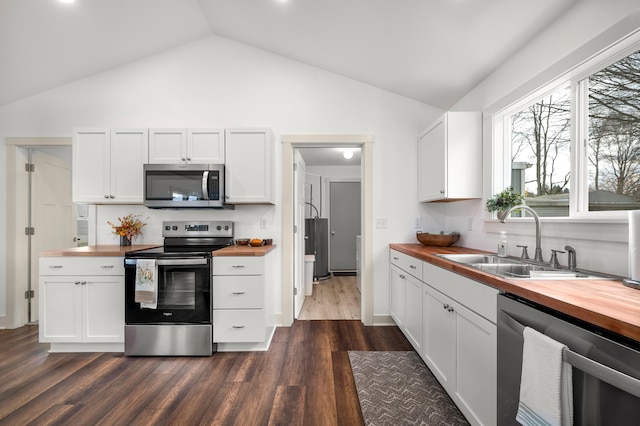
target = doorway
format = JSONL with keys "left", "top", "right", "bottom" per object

{"left": 5, "top": 138, "right": 74, "bottom": 328}
{"left": 281, "top": 134, "right": 374, "bottom": 326}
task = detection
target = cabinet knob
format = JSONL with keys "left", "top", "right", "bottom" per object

{"left": 399, "top": 274, "right": 406, "bottom": 279}
{"left": 104, "top": 195, "right": 109, "bottom": 199}
{"left": 110, "top": 195, "right": 115, "bottom": 199}
{"left": 186, "top": 157, "right": 191, "bottom": 161}
{"left": 181, "top": 157, "right": 186, "bottom": 161}
{"left": 440, "top": 190, "right": 445, "bottom": 194}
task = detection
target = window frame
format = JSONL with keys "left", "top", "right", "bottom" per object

{"left": 491, "top": 28, "right": 640, "bottom": 222}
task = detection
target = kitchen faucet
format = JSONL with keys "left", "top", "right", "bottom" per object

{"left": 499, "top": 205, "right": 543, "bottom": 262}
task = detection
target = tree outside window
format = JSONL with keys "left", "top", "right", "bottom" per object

{"left": 587, "top": 50, "right": 640, "bottom": 211}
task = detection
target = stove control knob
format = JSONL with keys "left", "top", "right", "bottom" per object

{"left": 172, "top": 226, "right": 178, "bottom": 231}
{"left": 224, "top": 226, "right": 229, "bottom": 231}
{"left": 164, "top": 226, "right": 170, "bottom": 231}
{"left": 216, "top": 225, "right": 222, "bottom": 230}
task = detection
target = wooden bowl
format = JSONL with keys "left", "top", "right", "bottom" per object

{"left": 236, "top": 239, "right": 250, "bottom": 246}
{"left": 416, "top": 232, "right": 460, "bottom": 247}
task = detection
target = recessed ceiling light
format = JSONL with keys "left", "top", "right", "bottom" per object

{"left": 58, "top": 0, "right": 75, "bottom": 4}
{"left": 343, "top": 150, "right": 353, "bottom": 160}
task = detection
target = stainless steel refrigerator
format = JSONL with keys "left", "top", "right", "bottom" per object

{"left": 305, "top": 218, "right": 330, "bottom": 280}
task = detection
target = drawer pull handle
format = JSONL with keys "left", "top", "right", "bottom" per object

{"left": 232, "top": 265, "right": 245, "bottom": 268}
{"left": 393, "top": 257, "right": 399, "bottom": 260}
{"left": 232, "top": 325, "right": 245, "bottom": 329}
{"left": 410, "top": 265, "right": 417, "bottom": 269}
{"left": 75, "top": 281, "right": 81, "bottom": 285}
{"left": 49, "top": 265, "right": 63, "bottom": 269}
{"left": 232, "top": 291, "right": 246, "bottom": 295}
{"left": 101, "top": 265, "right": 114, "bottom": 269}
{"left": 399, "top": 274, "right": 406, "bottom": 279}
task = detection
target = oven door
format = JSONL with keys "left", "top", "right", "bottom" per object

{"left": 125, "top": 257, "right": 211, "bottom": 324}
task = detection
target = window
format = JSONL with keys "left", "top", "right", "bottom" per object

{"left": 585, "top": 51, "right": 640, "bottom": 212}
{"left": 494, "top": 36, "right": 640, "bottom": 219}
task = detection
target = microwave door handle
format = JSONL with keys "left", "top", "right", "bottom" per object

{"left": 202, "top": 171, "right": 210, "bottom": 200}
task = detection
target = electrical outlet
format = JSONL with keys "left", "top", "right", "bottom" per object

{"left": 376, "top": 218, "right": 388, "bottom": 229}
{"left": 467, "top": 216, "right": 473, "bottom": 231}
{"left": 414, "top": 217, "right": 422, "bottom": 229}
{"left": 260, "top": 217, "right": 267, "bottom": 229}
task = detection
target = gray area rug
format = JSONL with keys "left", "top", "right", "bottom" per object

{"left": 348, "top": 351, "right": 469, "bottom": 426}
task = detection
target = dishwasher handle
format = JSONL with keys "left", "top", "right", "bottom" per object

{"left": 500, "top": 310, "right": 640, "bottom": 399}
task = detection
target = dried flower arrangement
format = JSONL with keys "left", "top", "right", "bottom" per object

{"left": 107, "top": 213, "right": 147, "bottom": 243}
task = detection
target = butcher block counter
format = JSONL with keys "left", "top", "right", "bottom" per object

{"left": 391, "top": 243, "right": 640, "bottom": 343}
{"left": 40, "top": 245, "right": 160, "bottom": 257}
{"left": 213, "top": 244, "right": 276, "bottom": 256}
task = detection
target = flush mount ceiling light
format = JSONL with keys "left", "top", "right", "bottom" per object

{"left": 343, "top": 149, "right": 354, "bottom": 160}
{"left": 58, "top": 0, "right": 75, "bottom": 3}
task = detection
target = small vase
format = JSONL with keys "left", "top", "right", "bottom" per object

{"left": 120, "top": 236, "right": 131, "bottom": 246}
{"left": 497, "top": 210, "right": 508, "bottom": 221}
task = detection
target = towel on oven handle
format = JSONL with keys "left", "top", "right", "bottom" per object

{"left": 135, "top": 259, "right": 157, "bottom": 309}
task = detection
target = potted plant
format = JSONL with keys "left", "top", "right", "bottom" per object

{"left": 108, "top": 213, "right": 147, "bottom": 246}
{"left": 486, "top": 187, "right": 524, "bottom": 220}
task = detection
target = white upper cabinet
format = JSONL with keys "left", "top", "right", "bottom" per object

{"left": 225, "top": 128, "right": 275, "bottom": 204}
{"left": 418, "top": 112, "right": 482, "bottom": 202}
{"left": 149, "top": 128, "right": 224, "bottom": 164}
{"left": 73, "top": 128, "right": 148, "bottom": 204}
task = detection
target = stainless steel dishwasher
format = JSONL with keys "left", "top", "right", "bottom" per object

{"left": 498, "top": 293, "right": 640, "bottom": 425}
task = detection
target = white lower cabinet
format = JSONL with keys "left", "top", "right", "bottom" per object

{"left": 39, "top": 257, "right": 125, "bottom": 351}
{"left": 212, "top": 253, "right": 275, "bottom": 350}
{"left": 389, "top": 249, "right": 497, "bottom": 426}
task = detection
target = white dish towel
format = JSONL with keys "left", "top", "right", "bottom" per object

{"left": 135, "top": 259, "right": 157, "bottom": 309}
{"left": 516, "top": 326, "right": 573, "bottom": 426}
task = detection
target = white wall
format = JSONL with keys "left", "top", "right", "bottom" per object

{"left": 0, "top": 34, "right": 439, "bottom": 324}
{"left": 433, "top": 3, "right": 640, "bottom": 276}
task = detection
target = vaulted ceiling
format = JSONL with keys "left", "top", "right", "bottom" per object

{"left": 0, "top": 0, "right": 578, "bottom": 109}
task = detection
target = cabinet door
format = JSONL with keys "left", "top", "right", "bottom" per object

{"left": 83, "top": 277, "right": 125, "bottom": 342}
{"left": 187, "top": 129, "right": 225, "bottom": 163}
{"left": 39, "top": 277, "right": 82, "bottom": 342}
{"left": 149, "top": 129, "right": 187, "bottom": 164}
{"left": 389, "top": 265, "right": 405, "bottom": 328}
{"left": 454, "top": 302, "right": 497, "bottom": 426}
{"left": 73, "top": 128, "right": 110, "bottom": 203}
{"left": 110, "top": 129, "right": 148, "bottom": 203}
{"left": 404, "top": 274, "right": 423, "bottom": 352}
{"left": 418, "top": 118, "right": 447, "bottom": 201}
{"left": 225, "top": 128, "right": 274, "bottom": 204}
{"left": 423, "top": 284, "right": 455, "bottom": 391}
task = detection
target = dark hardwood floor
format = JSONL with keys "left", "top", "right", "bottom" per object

{"left": 0, "top": 321, "right": 413, "bottom": 425}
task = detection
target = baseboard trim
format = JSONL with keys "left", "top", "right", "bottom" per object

{"left": 373, "top": 315, "right": 396, "bottom": 326}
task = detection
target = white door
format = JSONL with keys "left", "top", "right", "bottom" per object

{"left": 293, "top": 150, "right": 306, "bottom": 318}
{"left": 31, "top": 148, "right": 75, "bottom": 323}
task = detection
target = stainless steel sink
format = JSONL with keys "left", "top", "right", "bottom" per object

{"left": 436, "top": 253, "right": 616, "bottom": 280}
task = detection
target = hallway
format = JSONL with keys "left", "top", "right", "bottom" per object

{"left": 299, "top": 275, "right": 360, "bottom": 320}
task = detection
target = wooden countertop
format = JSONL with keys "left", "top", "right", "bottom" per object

{"left": 41, "top": 244, "right": 277, "bottom": 257}
{"left": 213, "top": 244, "right": 276, "bottom": 256}
{"left": 391, "top": 243, "right": 640, "bottom": 343}
{"left": 40, "top": 245, "right": 160, "bottom": 257}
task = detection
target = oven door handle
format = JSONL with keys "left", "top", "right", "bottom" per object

{"left": 126, "top": 258, "right": 209, "bottom": 266}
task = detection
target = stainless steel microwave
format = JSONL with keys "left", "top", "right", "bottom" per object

{"left": 143, "top": 164, "right": 225, "bottom": 208}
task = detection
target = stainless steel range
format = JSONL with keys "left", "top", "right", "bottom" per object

{"left": 124, "top": 220, "right": 233, "bottom": 356}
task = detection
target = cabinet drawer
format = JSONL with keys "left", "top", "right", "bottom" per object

{"left": 212, "top": 257, "right": 264, "bottom": 275}
{"left": 213, "top": 310, "right": 265, "bottom": 342}
{"left": 389, "top": 250, "right": 422, "bottom": 279}
{"left": 40, "top": 257, "right": 124, "bottom": 276}
{"left": 213, "top": 276, "right": 264, "bottom": 309}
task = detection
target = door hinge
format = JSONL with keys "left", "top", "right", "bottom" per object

{"left": 294, "top": 225, "right": 298, "bottom": 233}
{"left": 25, "top": 163, "right": 35, "bottom": 172}
{"left": 25, "top": 227, "right": 35, "bottom": 236}
{"left": 293, "top": 163, "right": 298, "bottom": 171}
{"left": 294, "top": 287, "right": 298, "bottom": 296}
{"left": 25, "top": 290, "right": 35, "bottom": 300}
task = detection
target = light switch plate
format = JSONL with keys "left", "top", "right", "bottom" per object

{"left": 376, "top": 218, "right": 388, "bottom": 229}
{"left": 260, "top": 217, "right": 267, "bottom": 229}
